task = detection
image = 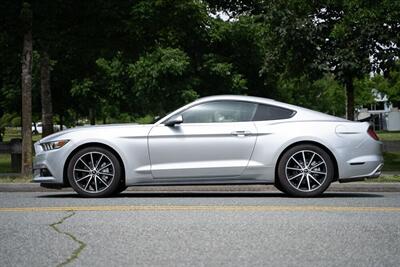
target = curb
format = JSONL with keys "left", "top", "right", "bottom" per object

{"left": 0, "top": 183, "right": 399, "bottom": 193}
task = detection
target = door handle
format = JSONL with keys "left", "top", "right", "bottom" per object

{"left": 231, "top": 131, "right": 252, "bottom": 137}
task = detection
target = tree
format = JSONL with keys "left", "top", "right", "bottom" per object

{"left": 278, "top": 73, "right": 346, "bottom": 116}
{"left": 311, "top": 1, "right": 400, "bottom": 120}
{"left": 40, "top": 51, "right": 53, "bottom": 136}
{"left": 20, "top": 2, "right": 33, "bottom": 176}
{"left": 371, "top": 62, "right": 400, "bottom": 105}
{"left": 33, "top": 0, "right": 59, "bottom": 137}
{"left": 70, "top": 79, "right": 98, "bottom": 125}
{"left": 128, "top": 47, "right": 197, "bottom": 115}
{"left": 0, "top": 1, "right": 23, "bottom": 127}
{"left": 259, "top": 0, "right": 400, "bottom": 120}
{"left": 2, "top": 0, "right": 399, "bottom": 134}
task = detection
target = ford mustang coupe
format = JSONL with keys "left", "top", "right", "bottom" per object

{"left": 33, "top": 95, "right": 383, "bottom": 197}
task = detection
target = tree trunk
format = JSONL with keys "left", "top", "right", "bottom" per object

{"left": 345, "top": 78, "right": 355, "bottom": 121}
{"left": 59, "top": 114, "right": 64, "bottom": 130}
{"left": 40, "top": 51, "right": 53, "bottom": 137}
{"left": 89, "top": 108, "right": 95, "bottom": 125}
{"left": 21, "top": 2, "right": 33, "bottom": 176}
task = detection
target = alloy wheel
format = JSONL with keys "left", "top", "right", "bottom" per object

{"left": 72, "top": 152, "right": 115, "bottom": 193}
{"left": 285, "top": 150, "right": 328, "bottom": 192}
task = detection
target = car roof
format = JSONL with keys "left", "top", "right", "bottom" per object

{"left": 193, "top": 95, "right": 347, "bottom": 122}
{"left": 194, "top": 95, "right": 297, "bottom": 110}
{"left": 156, "top": 95, "right": 347, "bottom": 124}
{"left": 195, "top": 95, "right": 275, "bottom": 104}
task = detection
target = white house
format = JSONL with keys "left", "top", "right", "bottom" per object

{"left": 356, "top": 89, "right": 400, "bottom": 131}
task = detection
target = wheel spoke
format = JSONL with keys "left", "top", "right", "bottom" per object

{"left": 287, "top": 167, "right": 302, "bottom": 171}
{"left": 94, "top": 176, "right": 98, "bottom": 191}
{"left": 75, "top": 168, "right": 90, "bottom": 173}
{"left": 306, "top": 174, "right": 311, "bottom": 191}
{"left": 296, "top": 174, "right": 305, "bottom": 189}
{"left": 309, "top": 161, "right": 324, "bottom": 170}
{"left": 96, "top": 175, "right": 108, "bottom": 186}
{"left": 76, "top": 174, "right": 91, "bottom": 182}
{"left": 307, "top": 153, "right": 316, "bottom": 168}
{"left": 302, "top": 151, "right": 307, "bottom": 168}
{"left": 90, "top": 153, "right": 94, "bottom": 168}
{"left": 98, "top": 172, "right": 113, "bottom": 176}
{"left": 288, "top": 172, "right": 303, "bottom": 181}
{"left": 84, "top": 176, "right": 93, "bottom": 190}
{"left": 309, "top": 174, "right": 322, "bottom": 185}
{"left": 310, "top": 170, "right": 327, "bottom": 175}
{"left": 291, "top": 156, "right": 303, "bottom": 169}
{"left": 98, "top": 163, "right": 112, "bottom": 172}
{"left": 79, "top": 159, "right": 91, "bottom": 170}
{"left": 95, "top": 154, "right": 104, "bottom": 169}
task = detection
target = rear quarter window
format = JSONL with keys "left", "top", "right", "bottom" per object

{"left": 253, "top": 104, "right": 295, "bottom": 121}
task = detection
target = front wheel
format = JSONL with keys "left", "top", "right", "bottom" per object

{"left": 67, "top": 146, "right": 122, "bottom": 197}
{"left": 277, "top": 144, "right": 334, "bottom": 197}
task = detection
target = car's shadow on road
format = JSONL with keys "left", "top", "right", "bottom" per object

{"left": 37, "top": 191, "right": 384, "bottom": 198}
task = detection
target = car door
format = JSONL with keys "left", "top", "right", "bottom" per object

{"left": 148, "top": 101, "right": 258, "bottom": 179}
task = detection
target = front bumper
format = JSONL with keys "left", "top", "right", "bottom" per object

{"left": 32, "top": 142, "right": 67, "bottom": 185}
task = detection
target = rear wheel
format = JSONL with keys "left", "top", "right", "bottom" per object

{"left": 277, "top": 144, "right": 334, "bottom": 197}
{"left": 67, "top": 146, "right": 122, "bottom": 197}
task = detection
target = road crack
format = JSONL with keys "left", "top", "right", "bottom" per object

{"left": 50, "top": 211, "right": 86, "bottom": 267}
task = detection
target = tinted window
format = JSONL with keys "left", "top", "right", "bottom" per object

{"left": 181, "top": 101, "right": 257, "bottom": 123}
{"left": 253, "top": 104, "right": 295, "bottom": 121}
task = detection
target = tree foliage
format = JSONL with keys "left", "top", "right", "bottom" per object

{"left": 0, "top": 0, "right": 399, "bottom": 128}
{"left": 128, "top": 47, "right": 196, "bottom": 115}
{"left": 260, "top": 0, "right": 400, "bottom": 119}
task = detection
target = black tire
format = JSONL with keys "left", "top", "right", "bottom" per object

{"left": 67, "top": 146, "right": 122, "bottom": 197}
{"left": 114, "top": 184, "right": 128, "bottom": 195}
{"left": 277, "top": 144, "right": 334, "bottom": 197}
{"left": 274, "top": 179, "right": 287, "bottom": 194}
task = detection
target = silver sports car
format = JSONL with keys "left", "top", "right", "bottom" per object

{"left": 33, "top": 95, "right": 383, "bottom": 197}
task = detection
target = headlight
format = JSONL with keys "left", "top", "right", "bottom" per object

{"left": 41, "top": 140, "right": 69, "bottom": 151}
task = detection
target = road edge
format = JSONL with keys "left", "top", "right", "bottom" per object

{"left": 0, "top": 182, "right": 399, "bottom": 193}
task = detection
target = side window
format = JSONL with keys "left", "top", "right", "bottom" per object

{"left": 181, "top": 101, "right": 257, "bottom": 123}
{"left": 253, "top": 104, "right": 295, "bottom": 121}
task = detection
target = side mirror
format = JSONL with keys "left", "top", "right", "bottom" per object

{"left": 164, "top": 115, "right": 183, "bottom": 127}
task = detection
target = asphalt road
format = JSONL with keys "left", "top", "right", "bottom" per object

{"left": 1, "top": 191, "right": 400, "bottom": 267}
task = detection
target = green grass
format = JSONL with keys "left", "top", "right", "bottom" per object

{"left": 0, "top": 127, "right": 41, "bottom": 174}
{"left": 382, "top": 152, "right": 400, "bottom": 171}
{"left": 364, "top": 175, "right": 400, "bottom": 183}
{"left": 0, "top": 154, "right": 12, "bottom": 173}
{"left": 376, "top": 131, "right": 400, "bottom": 141}
{"left": 0, "top": 176, "right": 31, "bottom": 183}
{"left": 2, "top": 127, "right": 41, "bottom": 142}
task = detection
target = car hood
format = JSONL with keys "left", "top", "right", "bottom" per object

{"left": 38, "top": 123, "right": 153, "bottom": 143}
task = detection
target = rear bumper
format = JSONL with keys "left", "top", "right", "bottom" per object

{"left": 336, "top": 135, "right": 384, "bottom": 182}
{"left": 339, "top": 163, "right": 384, "bottom": 183}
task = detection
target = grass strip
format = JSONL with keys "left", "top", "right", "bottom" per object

{"left": 0, "top": 176, "right": 32, "bottom": 183}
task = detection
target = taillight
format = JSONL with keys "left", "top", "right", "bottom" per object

{"left": 367, "top": 126, "right": 379, "bottom": 141}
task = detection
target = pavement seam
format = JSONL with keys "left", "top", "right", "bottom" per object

{"left": 49, "top": 211, "right": 86, "bottom": 267}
